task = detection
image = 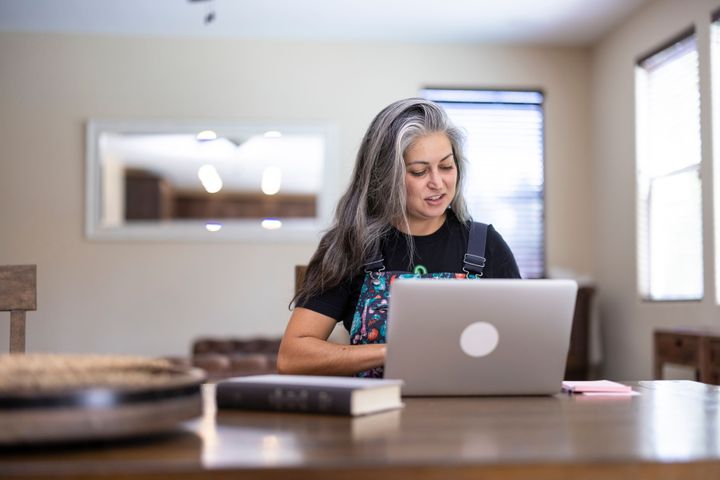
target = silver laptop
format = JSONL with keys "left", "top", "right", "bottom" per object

{"left": 384, "top": 279, "right": 578, "bottom": 396}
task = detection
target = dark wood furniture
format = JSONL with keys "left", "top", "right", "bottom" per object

{"left": 654, "top": 327, "right": 720, "bottom": 384}
{"left": 124, "top": 168, "right": 316, "bottom": 221}
{"left": 564, "top": 285, "right": 595, "bottom": 380}
{"left": 174, "top": 191, "right": 316, "bottom": 219}
{"left": 1, "top": 381, "right": 719, "bottom": 479}
{"left": 0, "top": 265, "right": 37, "bottom": 353}
{"left": 190, "top": 337, "right": 280, "bottom": 380}
{"left": 124, "top": 170, "right": 173, "bottom": 220}
{"left": 294, "top": 264, "right": 307, "bottom": 297}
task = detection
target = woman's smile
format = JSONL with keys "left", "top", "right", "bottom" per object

{"left": 425, "top": 193, "right": 446, "bottom": 205}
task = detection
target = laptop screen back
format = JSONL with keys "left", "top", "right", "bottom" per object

{"left": 384, "top": 279, "right": 578, "bottom": 396}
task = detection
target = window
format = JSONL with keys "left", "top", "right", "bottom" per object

{"left": 636, "top": 30, "right": 703, "bottom": 301}
{"left": 422, "top": 88, "right": 545, "bottom": 279}
{"left": 712, "top": 14, "right": 720, "bottom": 304}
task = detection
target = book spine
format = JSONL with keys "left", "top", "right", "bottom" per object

{"left": 216, "top": 383, "right": 354, "bottom": 415}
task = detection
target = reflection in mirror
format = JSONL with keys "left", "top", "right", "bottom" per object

{"left": 86, "top": 121, "right": 337, "bottom": 241}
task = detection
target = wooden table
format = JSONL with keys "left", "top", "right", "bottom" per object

{"left": 654, "top": 327, "right": 720, "bottom": 384}
{"left": 1, "top": 381, "right": 720, "bottom": 479}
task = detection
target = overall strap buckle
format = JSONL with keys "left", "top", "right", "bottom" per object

{"left": 464, "top": 221, "right": 488, "bottom": 276}
{"left": 364, "top": 258, "right": 385, "bottom": 273}
{"left": 462, "top": 253, "right": 486, "bottom": 276}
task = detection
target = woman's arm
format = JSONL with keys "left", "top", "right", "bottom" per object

{"left": 277, "top": 307, "right": 386, "bottom": 376}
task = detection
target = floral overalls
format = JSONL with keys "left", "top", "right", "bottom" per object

{"left": 349, "top": 222, "right": 489, "bottom": 378}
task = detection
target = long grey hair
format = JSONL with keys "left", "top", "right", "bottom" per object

{"left": 293, "top": 98, "right": 471, "bottom": 306}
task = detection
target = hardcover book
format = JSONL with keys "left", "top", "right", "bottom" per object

{"left": 215, "top": 374, "right": 404, "bottom": 416}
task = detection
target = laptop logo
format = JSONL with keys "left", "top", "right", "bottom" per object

{"left": 459, "top": 322, "right": 499, "bottom": 357}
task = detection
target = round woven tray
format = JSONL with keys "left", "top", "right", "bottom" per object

{"left": 0, "top": 354, "right": 205, "bottom": 445}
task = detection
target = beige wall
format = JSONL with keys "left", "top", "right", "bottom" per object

{"left": 0, "top": 32, "right": 592, "bottom": 357}
{"left": 592, "top": 0, "right": 720, "bottom": 380}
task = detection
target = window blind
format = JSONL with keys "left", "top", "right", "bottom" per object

{"left": 422, "top": 89, "right": 545, "bottom": 279}
{"left": 636, "top": 32, "right": 703, "bottom": 301}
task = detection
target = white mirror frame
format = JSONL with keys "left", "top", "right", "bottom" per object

{"left": 85, "top": 119, "right": 339, "bottom": 242}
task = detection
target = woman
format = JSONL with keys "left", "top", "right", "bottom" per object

{"left": 277, "top": 98, "right": 520, "bottom": 376}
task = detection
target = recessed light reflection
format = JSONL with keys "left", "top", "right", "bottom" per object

{"left": 198, "top": 164, "right": 223, "bottom": 193}
{"left": 264, "top": 131, "right": 282, "bottom": 138}
{"left": 261, "top": 219, "right": 282, "bottom": 230}
{"left": 205, "top": 222, "right": 222, "bottom": 232}
{"left": 261, "top": 166, "right": 282, "bottom": 195}
{"left": 262, "top": 435, "right": 280, "bottom": 448}
{"left": 196, "top": 130, "right": 218, "bottom": 141}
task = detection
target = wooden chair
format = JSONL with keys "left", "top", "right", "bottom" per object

{"left": 295, "top": 264, "right": 350, "bottom": 344}
{"left": 294, "top": 265, "right": 307, "bottom": 296}
{"left": 0, "top": 265, "right": 37, "bottom": 353}
{"left": 564, "top": 285, "right": 596, "bottom": 380}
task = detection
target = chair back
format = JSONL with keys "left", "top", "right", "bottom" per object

{"left": 0, "top": 265, "right": 37, "bottom": 352}
{"left": 564, "top": 285, "right": 596, "bottom": 380}
{"left": 294, "top": 265, "right": 307, "bottom": 296}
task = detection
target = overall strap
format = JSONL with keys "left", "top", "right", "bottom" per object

{"left": 463, "top": 222, "right": 488, "bottom": 276}
{"left": 364, "top": 243, "right": 385, "bottom": 273}
{"left": 363, "top": 256, "right": 385, "bottom": 273}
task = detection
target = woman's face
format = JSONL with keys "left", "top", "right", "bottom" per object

{"left": 402, "top": 132, "right": 457, "bottom": 234}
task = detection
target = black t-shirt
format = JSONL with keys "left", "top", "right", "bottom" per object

{"left": 300, "top": 212, "right": 521, "bottom": 332}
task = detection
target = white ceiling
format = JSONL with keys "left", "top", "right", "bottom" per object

{"left": 0, "top": 0, "right": 653, "bottom": 46}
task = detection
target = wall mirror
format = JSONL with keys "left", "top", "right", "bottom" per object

{"left": 85, "top": 120, "right": 338, "bottom": 241}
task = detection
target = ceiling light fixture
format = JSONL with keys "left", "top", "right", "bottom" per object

{"left": 189, "top": 0, "right": 216, "bottom": 25}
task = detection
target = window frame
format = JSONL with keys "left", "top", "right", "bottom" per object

{"left": 421, "top": 87, "right": 547, "bottom": 279}
{"left": 635, "top": 28, "right": 705, "bottom": 302}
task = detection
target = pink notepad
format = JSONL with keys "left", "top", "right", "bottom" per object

{"left": 561, "top": 380, "right": 632, "bottom": 394}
